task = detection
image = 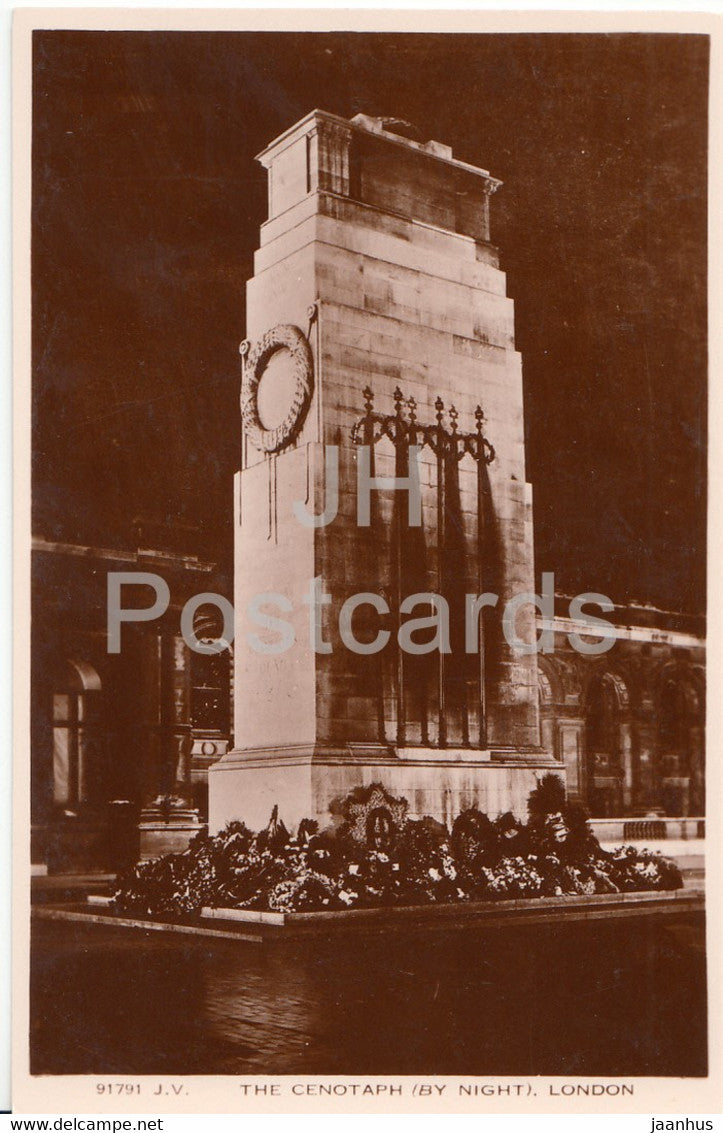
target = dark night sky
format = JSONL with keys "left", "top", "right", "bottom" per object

{"left": 32, "top": 31, "right": 708, "bottom": 613}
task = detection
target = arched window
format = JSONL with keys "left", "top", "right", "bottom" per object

{"left": 659, "top": 677, "right": 698, "bottom": 767}
{"left": 584, "top": 671, "right": 629, "bottom": 816}
{"left": 586, "top": 674, "right": 622, "bottom": 770}
{"left": 52, "top": 659, "right": 101, "bottom": 810}
{"left": 191, "top": 649, "right": 230, "bottom": 735}
{"left": 189, "top": 607, "right": 231, "bottom": 737}
{"left": 657, "top": 674, "right": 704, "bottom": 815}
{"left": 538, "top": 669, "right": 553, "bottom": 707}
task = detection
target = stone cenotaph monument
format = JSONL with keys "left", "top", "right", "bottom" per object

{"left": 209, "top": 111, "right": 559, "bottom": 831}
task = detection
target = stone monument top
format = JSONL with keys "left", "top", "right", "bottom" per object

{"left": 349, "top": 114, "right": 455, "bottom": 160}
{"left": 255, "top": 109, "right": 502, "bottom": 242}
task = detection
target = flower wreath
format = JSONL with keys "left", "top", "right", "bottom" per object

{"left": 240, "top": 323, "right": 314, "bottom": 453}
{"left": 339, "top": 783, "right": 409, "bottom": 845}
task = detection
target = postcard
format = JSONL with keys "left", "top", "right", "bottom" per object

{"left": 12, "top": 7, "right": 722, "bottom": 1115}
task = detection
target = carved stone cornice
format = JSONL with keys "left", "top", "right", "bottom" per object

{"left": 309, "top": 118, "right": 353, "bottom": 196}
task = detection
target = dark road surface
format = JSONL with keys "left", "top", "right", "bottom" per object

{"left": 30, "top": 913, "right": 707, "bottom": 1077}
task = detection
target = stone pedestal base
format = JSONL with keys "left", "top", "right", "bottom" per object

{"left": 138, "top": 807, "right": 204, "bottom": 860}
{"left": 208, "top": 747, "right": 562, "bottom": 834}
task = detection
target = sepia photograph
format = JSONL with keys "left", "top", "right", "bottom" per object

{"left": 21, "top": 16, "right": 711, "bottom": 1102}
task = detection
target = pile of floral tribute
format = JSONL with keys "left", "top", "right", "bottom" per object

{"left": 113, "top": 775, "right": 683, "bottom": 917}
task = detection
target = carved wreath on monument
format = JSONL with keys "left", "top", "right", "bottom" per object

{"left": 240, "top": 323, "right": 314, "bottom": 453}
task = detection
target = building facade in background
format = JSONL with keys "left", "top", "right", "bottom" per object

{"left": 31, "top": 538, "right": 231, "bottom": 872}
{"left": 539, "top": 602, "right": 704, "bottom": 822}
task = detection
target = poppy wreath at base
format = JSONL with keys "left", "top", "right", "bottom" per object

{"left": 113, "top": 777, "right": 685, "bottom": 917}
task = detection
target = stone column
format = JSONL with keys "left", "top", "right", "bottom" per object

{"left": 620, "top": 718, "right": 634, "bottom": 813}
{"left": 558, "top": 717, "right": 585, "bottom": 803}
{"left": 210, "top": 110, "right": 558, "bottom": 833}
